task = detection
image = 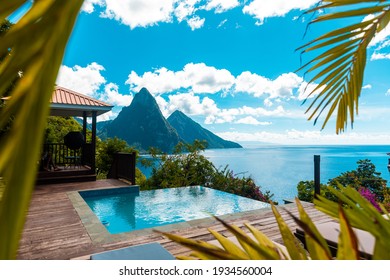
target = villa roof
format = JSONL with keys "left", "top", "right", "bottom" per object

{"left": 50, "top": 86, "right": 113, "bottom": 117}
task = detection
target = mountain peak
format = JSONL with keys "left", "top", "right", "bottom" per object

{"left": 105, "top": 88, "right": 181, "bottom": 152}
{"left": 168, "top": 111, "right": 242, "bottom": 149}
{"left": 132, "top": 87, "right": 155, "bottom": 105}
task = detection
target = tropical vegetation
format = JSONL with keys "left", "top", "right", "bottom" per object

{"left": 95, "top": 136, "right": 145, "bottom": 183}
{"left": 141, "top": 140, "right": 274, "bottom": 203}
{"left": 297, "top": 159, "right": 390, "bottom": 211}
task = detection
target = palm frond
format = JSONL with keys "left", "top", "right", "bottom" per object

{"left": 0, "top": 1, "right": 84, "bottom": 259}
{"left": 314, "top": 186, "right": 390, "bottom": 259}
{"left": 298, "top": 1, "right": 390, "bottom": 133}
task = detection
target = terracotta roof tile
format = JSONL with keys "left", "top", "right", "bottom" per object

{"left": 51, "top": 86, "right": 112, "bottom": 107}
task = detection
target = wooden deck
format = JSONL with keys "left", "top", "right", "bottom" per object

{"left": 17, "top": 179, "right": 334, "bottom": 260}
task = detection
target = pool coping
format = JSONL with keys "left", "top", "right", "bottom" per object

{"left": 68, "top": 185, "right": 272, "bottom": 245}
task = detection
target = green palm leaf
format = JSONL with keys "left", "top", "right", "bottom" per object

{"left": 0, "top": 1, "right": 84, "bottom": 259}
{"left": 299, "top": 1, "right": 390, "bottom": 133}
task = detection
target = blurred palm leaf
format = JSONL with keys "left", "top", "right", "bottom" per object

{"left": 298, "top": 0, "right": 390, "bottom": 133}
{"left": 0, "top": 1, "right": 84, "bottom": 259}
{"left": 160, "top": 189, "right": 390, "bottom": 260}
{"left": 314, "top": 186, "right": 390, "bottom": 259}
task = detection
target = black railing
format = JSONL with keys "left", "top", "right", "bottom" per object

{"left": 107, "top": 152, "right": 136, "bottom": 185}
{"left": 42, "top": 143, "right": 93, "bottom": 168}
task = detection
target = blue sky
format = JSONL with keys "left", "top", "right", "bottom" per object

{"left": 15, "top": 1, "right": 390, "bottom": 145}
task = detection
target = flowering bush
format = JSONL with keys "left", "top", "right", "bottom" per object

{"left": 358, "top": 187, "right": 382, "bottom": 212}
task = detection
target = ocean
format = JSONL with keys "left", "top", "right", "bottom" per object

{"left": 139, "top": 145, "right": 390, "bottom": 204}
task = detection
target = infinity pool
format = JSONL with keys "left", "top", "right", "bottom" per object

{"left": 80, "top": 186, "right": 270, "bottom": 234}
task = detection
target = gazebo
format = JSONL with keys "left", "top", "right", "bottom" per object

{"left": 37, "top": 86, "right": 113, "bottom": 184}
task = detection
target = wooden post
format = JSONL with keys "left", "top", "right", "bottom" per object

{"left": 82, "top": 111, "right": 87, "bottom": 165}
{"left": 82, "top": 111, "right": 87, "bottom": 141}
{"left": 91, "top": 111, "right": 97, "bottom": 172}
{"left": 314, "top": 155, "right": 321, "bottom": 196}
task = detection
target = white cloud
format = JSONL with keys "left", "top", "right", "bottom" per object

{"left": 297, "top": 81, "right": 325, "bottom": 101}
{"left": 157, "top": 92, "right": 219, "bottom": 117}
{"left": 97, "top": 110, "right": 118, "bottom": 122}
{"left": 57, "top": 63, "right": 132, "bottom": 118}
{"left": 235, "top": 116, "right": 271, "bottom": 126}
{"left": 386, "top": 89, "right": 390, "bottom": 96}
{"left": 84, "top": 0, "right": 317, "bottom": 30}
{"left": 235, "top": 71, "right": 303, "bottom": 99}
{"left": 102, "top": 83, "right": 133, "bottom": 106}
{"left": 217, "top": 130, "right": 390, "bottom": 145}
{"left": 217, "top": 19, "right": 228, "bottom": 28}
{"left": 99, "top": 0, "right": 175, "bottom": 29}
{"left": 371, "top": 52, "right": 390, "bottom": 61}
{"left": 83, "top": 0, "right": 238, "bottom": 30}
{"left": 126, "top": 63, "right": 235, "bottom": 94}
{"left": 362, "top": 84, "right": 372, "bottom": 90}
{"left": 205, "top": 0, "right": 240, "bottom": 13}
{"left": 187, "top": 15, "right": 205, "bottom": 30}
{"left": 128, "top": 63, "right": 312, "bottom": 102}
{"left": 56, "top": 63, "right": 106, "bottom": 96}
{"left": 82, "top": 0, "right": 104, "bottom": 13}
{"left": 174, "top": 0, "right": 201, "bottom": 22}
{"left": 205, "top": 105, "right": 288, "bottom": 124}
{"left": 242, "top": 0, "right": 318, "bottom": 25}
{"left": 150, "top": 88, "right": 289, "bottom": 124}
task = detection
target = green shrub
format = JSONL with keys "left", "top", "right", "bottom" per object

{"left": 297, "top": 159, "right": 388, "bottom": 204}
{"left": 96, "top": 137, "right": 144, "bottom": 183}
{"left": 328, "top": 159, "right": 387, "bottom": 202}
{"left": 141, "top": 140, "right": 274, "bottom": 203}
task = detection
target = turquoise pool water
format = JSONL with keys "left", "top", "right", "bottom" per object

{"left": 80, "top": 186, "right": 270, "bottom": 234}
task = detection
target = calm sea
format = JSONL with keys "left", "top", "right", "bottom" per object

{"left": 139, "top": 145, "right": 390, "bottom": 204}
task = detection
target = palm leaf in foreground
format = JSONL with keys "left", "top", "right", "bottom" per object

{"left": 160, "top": 188, "right": 390, "bottom": 260}
{"left": 314, "top": 186, "right": 390, "bottom": 259}
{"left": 298, "top": 1, "right": 390, "bottom": 133}
{"left": 0, "top": 1, "right": 84, "bottom": 259}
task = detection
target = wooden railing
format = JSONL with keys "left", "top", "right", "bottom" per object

{"left": 42, "top": 143, "right": 93, "bottom": 168}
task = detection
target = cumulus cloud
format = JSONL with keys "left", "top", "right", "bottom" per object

{"left": 363, "top": 15, "right": 390, "bottom": 48}
{"left": 57, "top": 63, "right": 132, "bottom": 115}
{"left": 102, "top": 83, "right": 133, "bottom": 106}
{"left": 56, "top": 63, "right": 106, "bottom": 96}
{"left": 82, "top": 0, "right": 238, "bottom": 30}
{"left": 205, "top": 0, "right": 240, "bottom": 13}
{"left": 84, "top": 0, "right": 315, "bottom": 29}
{"left": 205, "top": 105, "right": 287, "bottom": 124}
{"left": 371, "top": 52, "right": 390, "bottom": 61}
{"left": 235, "top": 116, "right": 272, "bottom": 126}
{"left": 361, "top": 14, "right": 390, "bottom": 60}
{"left": 187, "top": 15, "right": 205, "bottom": 30}
{"left": 150, "top": 89, "right": 288, "bottom": 125}
{"left": 157, "top": 92, "right": 219, "bottom": 118}
{"left": 242, "top": 0, "right": 318, "bottom": 25}
{"left": 235, "top": 71, "right": 303, "bottom": 100}
{"left": 174, "top": 0, "right": 201, "bottom": 22}
{"left": 127, "top": 63, "right": 307, "bottom": 102}
{"left": 297, "top": 81, "right": 325, "bottom": 101}
{"left": 126, "top": 63, "right": 235, "bottom": 95}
